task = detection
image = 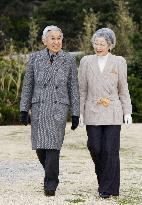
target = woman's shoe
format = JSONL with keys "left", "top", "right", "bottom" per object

{"left": 44, "top": 190, "right": 55, "bottom": 197}
{"left": 99, "top": 192, "right": 110, "bottom": 199}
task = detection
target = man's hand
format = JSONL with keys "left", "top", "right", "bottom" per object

{"left": 71, "top": 116, "right": 79, "bottom": 130}
{"left": 124, "top": 114, "right": 132, "bottom": 125}
{"left": 19, "top": 111, "right": 29, "bottom": 126}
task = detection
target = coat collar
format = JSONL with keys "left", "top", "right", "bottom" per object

{"left": 89, "top": 53, "right": 115, "bottom": 77}
{"left": 41, "top": 48, "right": 64, "bottom": 58}
{"left": 88, "top": 53, "right": 117, "bottom": 95}
{"left": 39, "top": 48, "right": 65, "bottom": 84}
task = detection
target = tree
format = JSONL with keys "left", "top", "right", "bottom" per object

{"left": 128, "top": 74, "right": 142, "bottom": 122}
{"left": 34, "top": 0, "right": 85, "bottom": 51}
{"left": 28, "top": 17, "right": 41, "bottom": 51}
{"left": 112, "top": 0, "right": 135, "bottom": 60}
{"left": 80, "top": 9, "right": 98, "bottom": 54}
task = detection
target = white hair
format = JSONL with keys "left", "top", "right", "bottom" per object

{"left": 91, "top": 28, "right": 116, "bottom": 50}
{"left": 42, "top": 25, "right": 63, "bottom": 39}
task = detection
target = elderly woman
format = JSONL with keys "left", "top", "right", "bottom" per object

{"left": 79, "top": 28, "right": 132, "bottom": 198}
{"left": 20, "top": 25, "right": 80, "bottom": 196}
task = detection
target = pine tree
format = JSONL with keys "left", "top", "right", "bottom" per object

{"left": 80, "top": 9, "right": 98, "bottom": 54}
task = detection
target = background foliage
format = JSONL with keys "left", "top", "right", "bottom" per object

{"left": 0, "top": 0, "right": 142, "bottom": 124}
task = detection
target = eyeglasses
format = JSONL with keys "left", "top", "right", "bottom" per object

{"left": 93, "top": 43, "right": 108, "bottom": 47}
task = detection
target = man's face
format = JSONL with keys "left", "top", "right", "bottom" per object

{"left": 43, "top": 31, "right": 63, "bottom": 53}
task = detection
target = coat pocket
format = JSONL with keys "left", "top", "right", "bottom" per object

{"left": 54, "top": 103, "right": 68, "bottom": 123}
{"left": 31, "top": 96, "right": 40, "bottom": 122}
{"left": 58, "top": 98, "right": 70, "bottom": 105}
{"left": 31, "top": 102, "right": 40, "bottom": 123}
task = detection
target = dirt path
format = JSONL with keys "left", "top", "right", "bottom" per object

{"left": 0, "top": 124, "right": 142, "bottom": 205}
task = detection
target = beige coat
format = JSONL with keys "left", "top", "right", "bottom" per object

{"left": 79, "top": 53, "right": 132, "bottom": 125}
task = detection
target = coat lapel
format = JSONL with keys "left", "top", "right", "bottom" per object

{"left": 88, "top": 54, "right": 100, "bottom": 76}
{"left": 37, "top": 48, "right": 53, "bottom": 84}
{"left": 101, "top": 53, "right": 114, "bottom": 75}
{"left": 100, "top": 54, "right": 116, "bottom": 94}
{"left": 39, "top": 49, "right": 64, "bottom": 85}
{"left": 88, "top": 53, "right": 116, "bottom": 94}
{"left": 89, "top": 53, "right": 115, "bottom": 76}
{"left": 45, "top": 49, "right": 65, "bottom": 84}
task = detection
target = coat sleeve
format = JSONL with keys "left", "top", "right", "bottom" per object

{"left": 67, "top": 56, "right": 80, "bottom": 116}
{"left": 20, "top": 53, "right": 35, "bottom": 112}
{"left": 78, "top": 57, "right": 88, "bottom": 116}
{"left": 117, "top": 57, "right": 132, "bottom": 115}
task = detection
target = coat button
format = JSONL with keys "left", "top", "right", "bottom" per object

{"left": 54, "top": 101, "right": 57, "bottom": 104}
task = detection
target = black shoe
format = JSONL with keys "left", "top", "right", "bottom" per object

{"left": 44, "top": 190, "right": 55, "bottom": 197}
{"left": 99, "top": 192, "right": 110, "bottom": 199}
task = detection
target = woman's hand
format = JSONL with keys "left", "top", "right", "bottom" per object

{"left": 124, "top": 114, "right": 132, "bottom": 125}
{"left": 79, "top": 114, "right": 84, "bottom": 127}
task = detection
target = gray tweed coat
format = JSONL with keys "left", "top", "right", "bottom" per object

{"left": 79, "top": 53, "right": 132, "bottom": 125}
{"left": 20, "top": 48, "right": 80, "bottom": 150}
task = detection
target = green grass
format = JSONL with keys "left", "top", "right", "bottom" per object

{"left": 117, "top": 188, "right": 142, "bottom": 205}
{"left": 65, "top": 198, "right": 85, "bottom": 203}
{"left": 60, "top": 155, "right": 67, "bottom": 159}
{"left": 65, "top": 144, "right": 86, "bottom": 150}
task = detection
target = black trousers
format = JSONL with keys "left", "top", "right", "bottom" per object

{"left": 86, "top": 125, "right": 121, "bottom": 196}
{"left": 36, "top": 149, "right": 60, "bottom": 191}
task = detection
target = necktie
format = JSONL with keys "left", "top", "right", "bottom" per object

{"left": 50, "top": 54, "right": 54, "bottom": 64}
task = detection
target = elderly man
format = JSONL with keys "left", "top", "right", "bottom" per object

{"left": 20, "top": 25, "right": 80, "bottom": 196}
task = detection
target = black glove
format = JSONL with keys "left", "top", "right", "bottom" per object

{"left": 71, "top": 116, "right": 79, "bottom": 130}
{"left": 19, "top": 111, "right": 29, "bottom": 126}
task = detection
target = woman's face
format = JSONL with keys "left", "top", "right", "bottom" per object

{"left": 93, "top": 37, "right": 110, "bottom": 56}
{"left": 42, "top": 30, "right": 62, "bottom": 53}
